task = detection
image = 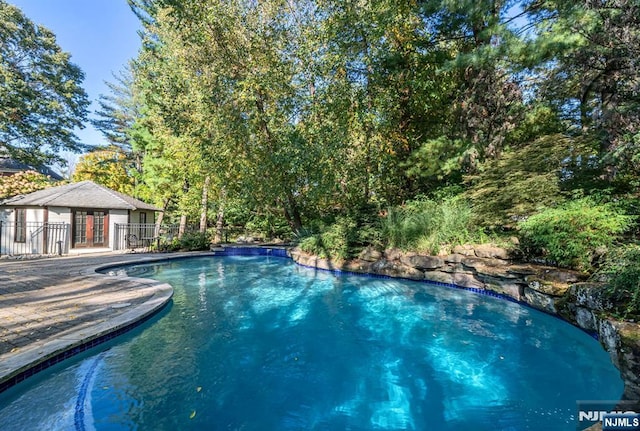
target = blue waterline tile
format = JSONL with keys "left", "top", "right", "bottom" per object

{"left": 0, "top": 246, "right": 597, "bottom": 394}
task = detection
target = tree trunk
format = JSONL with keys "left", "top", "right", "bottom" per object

{"left": 284, "top": 192, "right": 303, "bottom": 234}
{"left": 214, "top": 205, "right": 225, "bottom": 244}
{"left": 154, "top": 197, "right": 171, "bottom": 238}
{"left": 178, "top": 214, "right": 187, "bottom": 239}
{"left": 200, "top": 175, "right": 210, "bottom": 233}
{"left": 214, "top": 188, "right": 226, "bottom": 243}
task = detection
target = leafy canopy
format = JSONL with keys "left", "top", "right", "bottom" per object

{"left": 0, "top": 0, "right": 89, "bottom": 165}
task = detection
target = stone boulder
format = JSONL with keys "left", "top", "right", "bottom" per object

{"left": 452, "top": 272, "right": 485, "bottom": 289}
{"left": 384, "top": 248, "right": 404, "bottom": 261}
{"left": 479, "top": 275, "right": 525, "bottom": 301}
{"left": 444, "top": 253, "right": 465, "bottom": 264}
{"left": 452, "top": 245, "right": 476, "bottom": 256}
{"left": 371, "top": 259, "right": 424, "bottom": 280}
{"left": 423, "top": 271, "right": 455, "bottom": 285}
{"left": 525, "top": 279, "right": 571, "bottom": 297}
{"left": 523, "top": 286, "right": 558, "bottom": 313}
{"left": 400, "top": 254, "right": 444, "bottom": 270}
{"left": 358, "top": 246, "right": 383, "bottom": 262}
{"left": 342, "top": 260, "right": 373, "bottom": 274}
{"left": 473, "top": 244, "right": 511, "bottom": 260}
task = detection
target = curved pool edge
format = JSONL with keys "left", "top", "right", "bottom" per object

{"left": 0, "top": 258, "right": 175, "bottom": 394}
{"left": 2, "top": 246, "right": 637, "bottom": 412}
{"left": 0, "top": 249, "right": 286, "bottom": 395}
{"left": 288, "top": 247, "right": 640, "bottom": 410}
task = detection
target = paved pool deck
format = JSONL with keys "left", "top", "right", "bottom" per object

{"left": 0, "top": 251, "right": 209, "bottom": 392}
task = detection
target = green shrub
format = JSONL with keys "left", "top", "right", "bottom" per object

{"left": 162, "top": 231, "right": 211, "bottom": 252}
{"left": 381, "top": 196, "right": 485, "bottom": 254}
{"left": 518, "top": 198, "right": 631, "bottom": 270}
{"left": 596, "top": 245, "right": 640, "bottom": 319}
{"left": 298, "top": 216, "right": 357, "bottom": 260}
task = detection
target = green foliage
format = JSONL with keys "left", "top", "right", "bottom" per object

{"left": 91, "top": 0, "right": 640, "bottom": 266}
{"left": 596, "top": 245, "right": 640, "bottom": 319}
{"left": 92, "top": 65, "right": 139, "bottom": 150}
{"left": 299, "top": 217, "right": 357, "bottom": 261}
{"left": 465, "top": 134, "right": 594, "bottom": 227}
{"left": 405, "top": 137, "right": 470, "bottom": 183}
{"left": 243, "top": 212, "right": 292, "bottom": 242}
{"left": 162, "top": 231, "right": 211, "bottom": 252}
{"left": 298, "top": 209, "right": 383, "bottom": 260}
{"left": 72, "top": 148, "right": 136, "bottom": 195}
{"left": 0, "top": 1, "right": 89, "bottom": 165}
{"left": 381, "top": 196, "right": 485, "bottom": 254}
{"left": 518, "top": 199, "right": 631, "bottom": 271}
{"left": 0, "top": 170, "right": 58, "bottom": 199}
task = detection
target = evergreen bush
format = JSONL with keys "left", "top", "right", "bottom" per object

{"left": 518, "top": 198, "right": 631, "bottom": 270}
{"left": 597, "top": 245, "right": 640, "bottom": 319}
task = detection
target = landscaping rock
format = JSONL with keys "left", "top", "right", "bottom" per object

{"left": 461, "top": 257, "right": 512, "bottom": 279}
{"left": 523, "top": 286, "right": 557, "bottom": 313}
{"left": 372, "top": 259, "right": 424, "bottom": 280}
{"left": 400, "top": 254, "right": 444, "bottom": 270}
{"left": 452, "top": 272, "right": 485, "bottom": 289}
{"left": 444, "top": 253, "right": 465, "bottom": 263}
{"left": 526, "top": 278, "right": 571, "bottom": 297}
{"left": 479, "top": 275, "right": 524, "bottom": 300}
{"left": 342, "top": 260, "right": 373, "bottom": 274}
{"left": 530, "top": 267, "right": 583, "bottom": 284}
{"left": 384, "top": 248, "right": 404, "bottom": 261}
{"left": 358, "top": 246, "right": 383, "bottom": 262}
{"left": 570, "top": 283, "right": 610, "bottom": 311}
{"left": 505, "top": 264, "right": 539, "bottom": 276}
{"left": 440, "top": 263, "right": 472, "bottom": 274}
{"left": 617, "top": 323, "right": 640, "bottom": 402}
{"left": 452, "top": 245, "right": 476, "bottom": 256}
{"left": 423, "top": 271, "right": 455, "bottom": 285}
{"left": 474, "top": 244, "right": 510, "bottom": 260}
{"left": 575, "top": 307, "right": 598, "bottom": 332}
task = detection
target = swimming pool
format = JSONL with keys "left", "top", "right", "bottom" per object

{"left": 0, "top": 255, "right": 623, "bottom": 430}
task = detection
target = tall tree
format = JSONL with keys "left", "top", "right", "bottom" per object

{"left": 72, "top": 148, "right": 136, "bottom": 195}
{"left": 92, "top": 65, "right": 139, "bottom": 152}
{"left": 524, "top": 0, "right": 640, "bottom": 180}
{"left": 0, "top": 1, "right": 89, "bottom": 165}
{"left": 406, "top": 1, "right": 525, "bottom": 185}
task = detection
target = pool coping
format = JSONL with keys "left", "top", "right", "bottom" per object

{"left": 0, "top": 245, "right": 633, "bottom": 410}
{"left": 0, "top": 248, "right": 290, "bottom": 394}
{"left": 0, "top": 253, "right": 212, "bottom": 393}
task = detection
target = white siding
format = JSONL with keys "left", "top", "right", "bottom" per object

{"left": 0, "top": 207, "right": 47, "bottom": 254}
{"left": 48, "top": 207, "right": 71, "bottom": 224}
{"left": 0, "top": 208, "right": 11, "bottom": 223}
{"left": 47, "top": 207, "right": 71, "bottom": 254}
{"left": 27, "top": 208, "right": 45, "bottom": 223}
{"left": 110, "top": 209, "right": 129, "bottom": 250}
{"left": 131, "top": 210, "right": 155, "bottom": 225}
{"left": 25, "top": 208, "right": 46, "bottom": 254}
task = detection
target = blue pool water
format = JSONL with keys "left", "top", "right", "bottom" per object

{"left": 0, "top": 256, "right": 623, "bottom": 430}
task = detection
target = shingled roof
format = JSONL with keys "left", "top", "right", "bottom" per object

{"left": 0, "top": 180, "right": 161, "bottom": 211}
{"left": 0, "top": 156, "right": 64, "bottom": 180}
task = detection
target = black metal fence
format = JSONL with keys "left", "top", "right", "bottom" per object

{"left": 0, "top": 221, "right": 69, "bottom": 257}
{"left": 113, "top": 223, "right": 193, "bottom": 251}
{"left": 1, "top": 221, "right": 208, "bottom": 256}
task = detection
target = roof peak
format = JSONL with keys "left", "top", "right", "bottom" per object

{"left": 0, "top": 180, "right": 161, "bottom": 211}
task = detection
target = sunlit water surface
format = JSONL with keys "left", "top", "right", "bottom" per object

{"left": 0, "top": 256, "right": 623, "bottom": 430}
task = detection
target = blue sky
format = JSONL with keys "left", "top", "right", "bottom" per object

{"left": 9, "top": 0, "right": 141, "bottom": 166}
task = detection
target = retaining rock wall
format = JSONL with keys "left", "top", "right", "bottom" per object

{"left": 289, "top": 246, "right": 640, "bottom": 407}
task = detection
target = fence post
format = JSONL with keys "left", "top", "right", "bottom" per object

{"left": 43, "top": 222, "right": 48, "bottom": 255}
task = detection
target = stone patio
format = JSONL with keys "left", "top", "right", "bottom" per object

{"left": 0, "top": 251, "right": 205, "bottom": 391}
